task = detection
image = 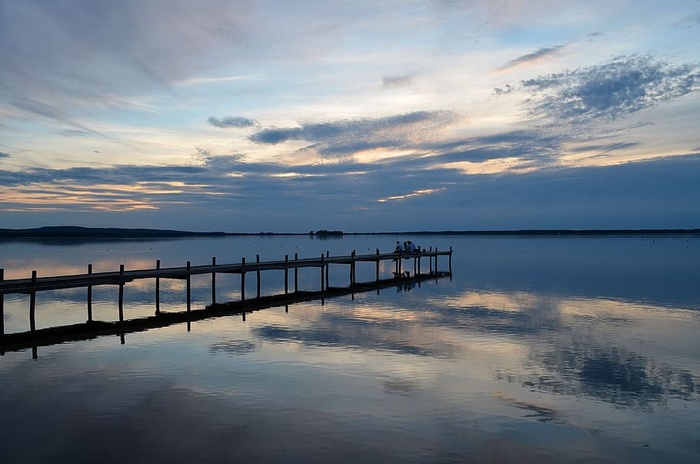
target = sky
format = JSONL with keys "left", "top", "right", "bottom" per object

{"left": 1, "top": 0, "right": 699, "bottom": 233}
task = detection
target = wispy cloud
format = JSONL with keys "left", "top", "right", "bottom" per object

{"left": 207, "top": 116, "right": 258, "bottom": 128}
{"left": 568, "top": 142, "right": 640, "bottom": 154}
{"left": 497, "top": 45, "right": 565, "bottom": 73}
{"left": 382, "top": 74, "right": 414, "bottom": 88}
{"left": 377, "top": 188, "right": 444, "bottom": 203}
{"left": 0, "top": 0, "right": 252, "bottom": 118}
{"left": 178, "top": 74, "right": 261, "bottom": 86}
{"left": 9, "top": 98, "right": 111, "bottom": 139}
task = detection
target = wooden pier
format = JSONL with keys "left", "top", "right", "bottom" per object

{"left": 0, "top": 247, "right": 453, "bottom": 353}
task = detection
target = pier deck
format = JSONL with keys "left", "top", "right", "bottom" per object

{"left": 1, "top": 248, "right": 453, "bottom": 355}
{"left": 0, "top": 249, "right": 451, "bottom": 294}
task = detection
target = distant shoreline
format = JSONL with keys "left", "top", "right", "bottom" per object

{"left": 1, "top": 226, "right": 699, "bottom": 240}
{"left": 360, "top": 229, "right": 700, "bottom": 236}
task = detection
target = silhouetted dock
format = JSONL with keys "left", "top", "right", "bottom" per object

{"left": 0, "top": 247, "right": 453, "bottom": 355}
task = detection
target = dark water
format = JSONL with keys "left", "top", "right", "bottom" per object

{"left": 1, "top": 235, "right": 699, "bottom": 463}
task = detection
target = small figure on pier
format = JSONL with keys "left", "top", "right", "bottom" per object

{"left": 395, "top": 241, "right": 402, "bottom": 253}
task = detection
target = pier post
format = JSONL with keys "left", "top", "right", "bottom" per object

{"left": 294, "top": 253, "right": 299, "bottom": 292}
{"left": 87, "top": 264, "right": 93, "bottom": 322}
{"left": 241, "top": 257, "right": 246, "bottom": 301}
{"left": 256, "top": 255, "right": 261, "bottom": 298}
{"left": 285, "top": 255, "right": 289, "bottom": 295}
{"left": 29, "top": 270, "right": 37, "bottom": 333}
{"left": 1, "top": 268, "right": 4, "bottom": 336}
{"left": 320, "top": 254, "right": 325, "bottom": 291}
{"left": 211, "top": 257, "right": 217, "bottom": 305}
{"left": 30, "top": 290, "right": 36, "bottom": 331}
{"left": 375, "top": 249, "right": 380, "bottom": 283}
{"left": 186, "top": 261, "right": 191, "bottom": 313}
{"left": 118, "top": 264, "right": 124, "bottom": 322}
{"left": 435, "top": 248, "right": 439, "bottom": 283}
{"left": 350, "top": 250, "right": 356, "bottom": 286}
{"left": 449, "top": 246, "right": 453, "bottom": 274}
{"left": 417, "top": 254, "right": 421, "bottom": 276}
{"left": 429, "top": 247, "right": 433, "bottom": 274}
{"left": 155, "top": 260, "right": 161, "bottom": 315}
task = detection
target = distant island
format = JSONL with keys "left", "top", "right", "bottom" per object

{"left": 0, "top": 226, "right": 698, "bottom": 240}
{"left": 309, "top": 229, "right": 344, "bottom": 236}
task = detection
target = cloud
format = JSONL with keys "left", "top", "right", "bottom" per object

{"left": 497, "top": 45, "right": 565, "bottom": 72}
{"left": 0, "top": 0, "right": 253, "bottom": 123}
{"left": 377, "top": 188, "right": 444, "bottom": 203}
{"left": 249, "top": 110, "right": 460, "bottom": 159}
{"left": 381, "top": 74, "right": 414, "bottom": 88}
{"left": 207, "top": 116, "right": 258, "bottom": 128}
{"left": 568, "top": 142, "right": 639, "bottom": 154}
{"left": 3, "top": 150, "right": 700, "bottom": 231}
{"left": 521, "top": 55, "right": 700, "bottom": 123}
{"left": 493, "top": 84, "right": 514, "bottom": 96}
{"left": 59, "top": 129, "right": 94, "bottom": 137}
{"left": 676, "top": 11, "right": 700, "bottom": 26}
{"left": 9, "top": 98, "right": 111, "bottom": 139}
{"left": 0, "top": 152, "right": 10, "bottom": 158}
{"left": 423, "top": 130, "right": 563, "bottom": 165}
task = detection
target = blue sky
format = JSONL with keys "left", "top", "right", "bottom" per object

{"left": 1, "top": 0, "right": 699, "bottom": 232}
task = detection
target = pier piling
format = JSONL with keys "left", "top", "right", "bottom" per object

{"left": 87, "top": 264, "right": 93, "bottom": 322}
{"left": 186, "top": 261, "right": 191, "bottom": 313}
{"left": 155, "top": 259, "right": 161, "bottom": 315}
{"left": 241, "top": 257, "right": 246, "bottom": 301}
{"left": 211, "top": 257, "right": 217, "bottom": 305}
{"left": 118, "top": 265, "right": 125, "bottom": 322}
{"left": 1, "top": 269, "right": 4, "bottom": 336}
{"left": 375, "top": 249, "right": 380, "bottom": 283}
{"left": 294, "top": 253, "right": 299, "bottom": 292}
{"left": 320, "top": 254, "right": 325, "bottom": 291}
{"left": 256, "top": 255, "right": 261, "bottom": 298}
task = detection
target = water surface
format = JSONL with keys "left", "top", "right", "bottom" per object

{"left": 1, "top": 234, "right": 699, "bottom": 463}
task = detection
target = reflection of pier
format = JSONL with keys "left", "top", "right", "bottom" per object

{"left": 0, "top": 248, "right": 452, "bottom": 355}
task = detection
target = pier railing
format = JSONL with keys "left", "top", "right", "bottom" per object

{"left": 0, "top": 247, "right": 453, "bottom": 351}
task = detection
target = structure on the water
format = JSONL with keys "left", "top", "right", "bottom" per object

{"left": 0, "top": 248, "right": 453, "bottom": 356}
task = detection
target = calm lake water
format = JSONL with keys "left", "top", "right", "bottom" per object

{"left": 1, "top": 234, "right": 699, "bottom": 463}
